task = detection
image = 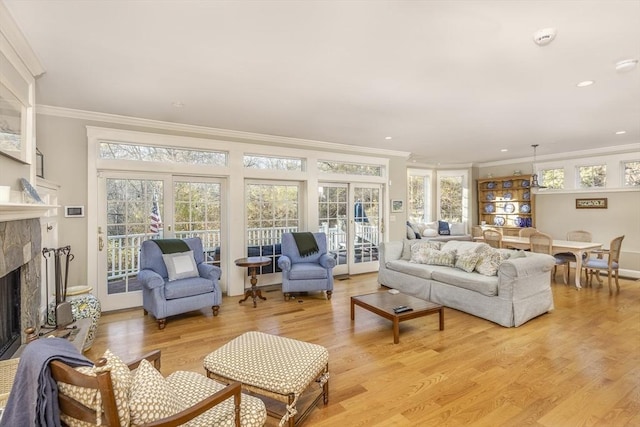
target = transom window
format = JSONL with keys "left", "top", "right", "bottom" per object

{"left": 99, "top": 142, "right": 227, "bottom": 166}
{"left": 317, "top": 160, "right": 383, "bottom": 177}
{"left": 540, "top": 168, "right": 564, "bottom": 189}
{"left": 577, "top": 164, "right": 606, "bottom": 188}
{"left": 243, "top": 154, "right": 303, "bottom": 171}
{"left": 623, "top": 161, "right": 640, "bottom": 187}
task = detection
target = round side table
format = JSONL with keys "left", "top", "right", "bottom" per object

{"left": 235, "top": 256, "right": 272, "bottom": 308}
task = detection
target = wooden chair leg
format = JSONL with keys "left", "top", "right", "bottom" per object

{"left": 326, "top": 291, "right": 332, "bottom": 300}
{"left": 284, "top": 293, "right": 291, "bottom": 301}
{"left": 157, "top": 319, "right": 166, "bottom": 330}
{"left": 212, "top": 305, "right": 220, "bottom": 316}
{"left": 615, "top": 270, "right": 620, "bottom": 293}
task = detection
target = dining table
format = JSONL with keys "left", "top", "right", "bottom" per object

{"left": 474, "top": 235, "right": 602, "bottom": 289}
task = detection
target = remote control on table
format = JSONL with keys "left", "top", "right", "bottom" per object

{"left": 393, "top": 306, "right": 413, "bottom": 314}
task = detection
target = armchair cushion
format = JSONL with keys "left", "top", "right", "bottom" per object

{"left": 289, "top": 263, "right": 329, "bottom": 280}
{"left": 58, "top": 349, "right": 133, "bottom": 427}
{"left": 129, "top": 359, "right": 184, "bottom": 425}
{"left": 164, "top": 276, "right": 216, "bottom": 300}
{"left": 162, "top": 251, "right": 199, "bottom": 281}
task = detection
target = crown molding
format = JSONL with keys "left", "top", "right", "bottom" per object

{"left": 0, "top": 2, "right": 45, "bottom": 77}
{"left": 477, "top": 143, "right": 640, "bottom": 168}
{"left": 36, "top": 104, "right": 411, "bottom": 158}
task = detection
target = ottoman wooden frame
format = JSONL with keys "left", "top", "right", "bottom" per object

{"left": 204, "top": 331, "right": 329, "bottom": 427}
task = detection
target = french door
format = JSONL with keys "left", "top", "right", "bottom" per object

{"left": 96, "top": 173, "right": 224, "bottom": 311}
{"left": 318, "top": 183, "right": 381, "bottom": 275}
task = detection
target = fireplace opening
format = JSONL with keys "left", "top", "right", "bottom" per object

{"left": 0, "top": 268, "right": 21, "bottom": 360}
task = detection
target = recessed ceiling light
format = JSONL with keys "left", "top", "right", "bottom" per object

{"left": 385, "top": 136, "right": 392, "bottom": 140}
{"left": 615, "top": 59, "right": 638, "bottom": 72}
{"left": 501, "top": 148, "right": 508, "bottom": 152}
{"left": 172, "top": 101, "right": 185, "bottom": 108}
{"left": 576, "top": 80, "right": 594, "bottom": 87}
{"left": 615, "top": 130, "right": 626, "bottom": 135}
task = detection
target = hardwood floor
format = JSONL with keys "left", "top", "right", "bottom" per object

{"left": 86, "top": 273, "right": 640, "bottom": 426}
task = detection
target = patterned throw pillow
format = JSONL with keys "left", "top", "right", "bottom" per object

{"left": 130, "top": 359, "right": 185, "bottom": 425}
{"left": 58, "top": 349, "right": 133, "bottom": 427}
{"left": 425, "top": 249, "right": 457, "bottom": 267}
{"left": 410, "top": 241, "right": 443, "bottom": 263}
{"left": 475, "top": 247, "right": 506, "bottom": 276}
{"left": 162, "top": 250, "right": 199, "bottom": 281}
{"left": 455, "top": 252, "right": 480, "bottom": 273}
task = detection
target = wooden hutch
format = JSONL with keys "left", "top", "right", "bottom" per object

{"left": 477, "top": 175, "right": 536, "bottom": 237}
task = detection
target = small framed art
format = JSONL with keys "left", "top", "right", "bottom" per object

{"left": 575, "top": 198, "right": 607, "bottom": 209}
{"left": 391, "top": 199, "right": 404, "bottom": 213}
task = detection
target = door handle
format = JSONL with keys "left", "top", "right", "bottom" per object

{"left": 99, "top": 236, "right": 104, "bottom": 251}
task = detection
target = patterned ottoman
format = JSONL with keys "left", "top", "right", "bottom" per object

{"left": 203, "top": 331, "right": 329, "bottom": 427}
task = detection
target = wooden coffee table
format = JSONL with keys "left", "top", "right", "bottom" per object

{"left": 351, "top": 291, "right": 444, "bottom": 344}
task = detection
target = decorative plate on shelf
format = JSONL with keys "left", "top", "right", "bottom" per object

{"left": 487, "top": 182, "right": 496, "bottom": 189}
{"left": 521, "top": 179, "right": 530, "bottom": 188}
{"left": 503, "top": 192, "right": 512, "bottom": 200}
{"left": 523, "top": 191, "right": 530, "bottom": 200}
{"left": 484, "top": 203, "right": 495, "bottom": 213}
{"left": 494, "top": 216, "right": 505, "bottom": 226}
{"left": 486, "top": 192, "right": 495, "bottom": 201}
{"left": 520, "top": 203, "right": 531, "bottom": 213}
{"left": 514, "top": 217, "right": 523, "bottom": 227}
{"left": 504, "top": 203, "right": 515, "bottom": 213}
{"left": 502, "top": 180, "right": 513, "bottom": 188}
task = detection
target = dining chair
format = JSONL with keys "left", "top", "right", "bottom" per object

{"left": 518, "top": 227, "right": 538, "bottom": 238}
{"left": 483, "top": 229, "right": 503, "bottom": 249}
{"left": 529, "top": 232, "right": 568, "bottom": 283}
{"left": 583, "top": 235, "right": 625, "bottom": 294}
{"left": 555, "top": 230, "right": 593, "bottom": 284}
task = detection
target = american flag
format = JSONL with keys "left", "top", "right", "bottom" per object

{"left": 150, "top": 196, "right": 162, "bottom": 233}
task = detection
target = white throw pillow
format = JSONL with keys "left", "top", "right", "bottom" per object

{"left": 162, "top": 250, "right": 199, "bottom": 281}
{"left": 449, "top": 222, "right": 465, "bottom": 236}
{"left": 422, "top": 228, "right": 438, "bottom": 237}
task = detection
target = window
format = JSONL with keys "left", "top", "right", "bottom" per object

{"left": 578, "top": 164, "right": 606, "bottom": 188}
{"left": 243, "top": 154, "right": 303, "bottom": 171}
{"left": 623, "top": 161, "right": 640, "bottom": 187}
{"left": 438, "top": 175, "right": 464, "bottom": 222}
{"left": 99, "top": 142, "right": 227, "bottom": 166}
{"left": 407, "top": 171, "right": 432, "bottom": 223}
{"left": 540, "top": 168, "right": 564, "bottom": 189}
{"left": 317, "top": 160, "right": 383, "bottom": 177}
{"left": 245, "top": 182, "right": 300, "bottom": 274}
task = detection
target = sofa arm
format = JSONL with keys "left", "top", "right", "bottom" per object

{"left": 379, "top": 241, "right": 403, "bottom": 265}
{"left": 319, "top": 253, "right": 336, "bottom": 269}
{"left": 138, "top": 269, "right": 165, "bottom": 290}
{"left": 198, "top": 263, "right": 222, "bottom": 281}
{"left": 498, "top": 253, "right": 555, "bottom": 300}
{"left": 278, "top": 255, "right": 292, "bottom": 272}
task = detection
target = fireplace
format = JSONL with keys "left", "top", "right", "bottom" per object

{"left": 0, "top": 218, "right": 42, "bottom": 359}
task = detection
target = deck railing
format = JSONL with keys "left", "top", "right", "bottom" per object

{"left": 106, "top": 225, "right": 378, "bottom": 280}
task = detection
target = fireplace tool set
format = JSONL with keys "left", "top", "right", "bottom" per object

{"left": 41, "top": 245, "right": 76, "bottom": 336}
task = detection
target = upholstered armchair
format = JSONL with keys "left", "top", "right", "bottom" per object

{"left": 278, "top": 232, "right": 336, "bottom": 300}
{"left": 138, "top": 237, "right": 222, "bottom": 329}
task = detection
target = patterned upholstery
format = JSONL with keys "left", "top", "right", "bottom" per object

{"left": 204, "top": 331, "right": 329, "bottom": 427}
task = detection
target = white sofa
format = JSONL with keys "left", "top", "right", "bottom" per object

{"left": 378, "top": 240, "right": 556, "bottom": 327}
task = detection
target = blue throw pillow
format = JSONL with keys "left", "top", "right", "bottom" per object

{"left": 438, "top": 220, "right": 451, "bottom": 235}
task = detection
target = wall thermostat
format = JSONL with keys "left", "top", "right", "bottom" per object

{"left": 65, "top": 206, "right": 85, "bottom": 217}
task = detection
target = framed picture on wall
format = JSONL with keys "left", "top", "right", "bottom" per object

{"left": 0, "top": 81, "right": 27, "bottom": 163}
{"left": 575, "top": 198, "right": 608, "bottom": 209}
{"left": 391, "top": 199, "right": 404, "bottom": 213}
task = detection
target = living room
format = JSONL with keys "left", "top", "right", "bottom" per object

{"left": 1, "top": 1, "right": 639, "bottom": 426}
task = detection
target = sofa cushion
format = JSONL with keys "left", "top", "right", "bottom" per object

{"left": 455, "top": 252, "right": 480, "bottom": 273}
{"left": 424, "top": 248, "right": 456, "bottom": 267}
{"left": 438, "top": 220, "right": 451, "bottom": 235}
{"left": 409, "top": 241, "right": 443, "bottom": 263}
{"left": 385, "top": 259, "right": 446, "bottom": 280}
{"left": 164, "top": 276, "right": 215, "bottom": 299}
{"left": 162, "top": 251, "right": 199, "bottom": 281}
{"left": 130, "top": 359, "right": 185, "bottom": 425}
{"left": 431, "top": 269, "right": 499, "bottom": 297}
{"left": 441, "top": 240, "right": 489, "bottom": 254}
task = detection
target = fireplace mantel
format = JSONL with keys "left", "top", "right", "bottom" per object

{"left": 0, "top": 202, "right": 58, "bottom": 222}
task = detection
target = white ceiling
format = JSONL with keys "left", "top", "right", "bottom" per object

{"left": 4, "top": 0, "right": 640, "bottom": 165}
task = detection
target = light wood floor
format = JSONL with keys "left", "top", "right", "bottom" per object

{"left": 86, "top": 273, "right": 640, "bottom": 426}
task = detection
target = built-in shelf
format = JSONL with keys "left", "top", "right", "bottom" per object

{"left": 0, "top": 203, "right": 59, "bottom": 222}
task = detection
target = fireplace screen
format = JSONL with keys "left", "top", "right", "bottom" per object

{"left": 0, "top": 268, "right": 20, "bottom": 360}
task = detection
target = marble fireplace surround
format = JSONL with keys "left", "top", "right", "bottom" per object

{"left": 0, "top": 218, "right": 42, "bottom": 349}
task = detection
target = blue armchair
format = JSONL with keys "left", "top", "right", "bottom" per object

{"left": 278, "top": 232, "right": 336, "bottom": 301}
{"left": 138, "top": 237, "right": 222, "bottom": 329}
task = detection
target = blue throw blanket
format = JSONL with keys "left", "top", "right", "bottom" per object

{"left": 0, "top": 338, "right": 92, "bottom": 427}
